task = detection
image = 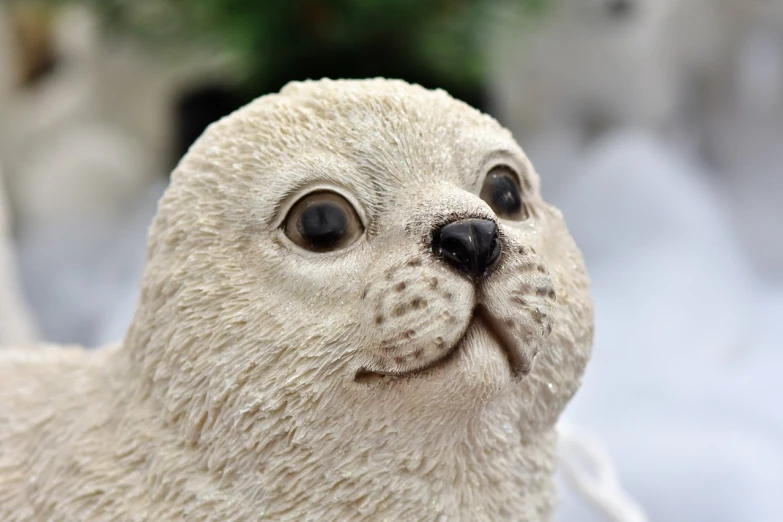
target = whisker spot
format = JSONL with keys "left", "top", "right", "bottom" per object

{"left": 411, "top": 297, "right": 427, "bottom": 309}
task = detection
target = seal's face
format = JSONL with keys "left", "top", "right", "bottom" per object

{"left": 135, "top": 79, "right": 592, "bottom": 439}
{"left": 271, "top": 117, "right": 557, "bottom": 388}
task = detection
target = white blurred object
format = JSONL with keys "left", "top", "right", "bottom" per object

{"left": 0, "top": 3, "right": 235, "bottom": 231}
{"left": 0, "top": 164, "right": 37, "bottom": 346}
{"left": 52, "top": 5, "right": 238, "bottom": 171}
{"left": 12, "top": 122, "right": 154, "bottom": 230}
{"left": 551, "top": 129, "right": 782, "bottom": 522}
{"left": 0, "top": 5, "right": 163, "bottom": 229}
{"left": 92, "top": 178, "right": 168, "bottom": 346}
{"left": 558, "top": 421, "right": 648, "bottom": 522}
{"left": 486, "top": 0, "right": 779, "bottom": 206}
{"left": 701, "top": 3, "right": 783, "bottom": 278}
{"left": 0, "top": 4, "right": 234, "bottom": 346}
{"left": 0, "top": 5, "right": 161, "bottom": 346}
{"left": 17, "top": 178, "right": 166, "bottom": 348}
{"left": 487, "top": 0, "right": 688, "bottom": 194}
{"left": 490, "top": 0, "right": 684, "bottom": 131}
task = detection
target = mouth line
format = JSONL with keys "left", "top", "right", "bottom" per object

{"left": 354, "top": 329, "right": 467, "bottom": 384}
{"left": 474, "top": 304, "right": 531, "bottom": 377}
{"left": 354, "top": 305, "right": 528, "bottom": 385}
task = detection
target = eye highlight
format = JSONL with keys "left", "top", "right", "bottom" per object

{"left": 480, "top": 165, "right": 530, "bottom": 221}
{"left": 283, "top": 191, "right": 364, "bottom": 252}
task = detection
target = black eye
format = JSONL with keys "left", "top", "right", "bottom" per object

{"left": 479, "top": 166, "right": 530, "bottom": 221}
{"left": 283, "top": 191, "right": 364, "bottom": 252}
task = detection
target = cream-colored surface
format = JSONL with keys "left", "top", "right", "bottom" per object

{"left": 0, "top": 79, "right": 593, "bottom": 521}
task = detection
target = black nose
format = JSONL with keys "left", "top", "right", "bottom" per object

{"left": 433, "top": 219, "right": 501, "bottom": 278}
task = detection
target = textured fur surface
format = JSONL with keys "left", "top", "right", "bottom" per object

{"left": 0, "top": 79, "right": 593, "bottom": 521}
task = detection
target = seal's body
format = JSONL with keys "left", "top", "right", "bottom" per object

{"left": 0, "top": 79, "right": 592, "bottom": 521}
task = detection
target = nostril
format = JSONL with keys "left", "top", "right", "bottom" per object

{"left": 432, "top": 219, "right": 501, "bottom": 278}
{"left": 440, "top": 244, "right": 467, "bottom": 269}
{"left": 440, "top": 237, "right": 466, "bottom": 260}
{"left": 487, "top": 236, "right": 501, "bottom": 268}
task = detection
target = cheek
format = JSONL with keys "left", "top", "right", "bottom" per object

{"left": 537, "top": 212, "right": 590, "bottom": 289}
{"left": 253, "top": 240, "right": 368, "bottom": 299}
{"left": 358, "top": 258, "right": 475, "bottom": 372}
{"left": 233, "top": 243, "right": 371, "bottom": 347}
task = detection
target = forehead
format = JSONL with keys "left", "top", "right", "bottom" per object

{"left": 207, "top": 81, "right": 518, "bottom": 179}
{"left": 179, "top": 80, "right": 529, "bottom": 227}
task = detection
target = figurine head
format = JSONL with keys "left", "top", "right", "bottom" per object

{"left": 124, "top": 80, "right": 593, "bottom": 512}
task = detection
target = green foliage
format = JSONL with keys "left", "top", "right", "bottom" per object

{"left": 45, "top": 0, "right": 548, "bottom": 95}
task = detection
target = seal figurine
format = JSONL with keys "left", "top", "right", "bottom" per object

{"left": 0, "top": 79, "right": 593, "bottom": 521}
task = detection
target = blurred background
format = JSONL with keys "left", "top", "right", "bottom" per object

{"left": 0, "top": 0, "right": 781, "bottom": 520}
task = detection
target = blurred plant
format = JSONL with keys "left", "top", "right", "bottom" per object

{"left": 41, "top": 0, "right": 548, "bottom": 103}
{"left": 31, "top": 0, "right": 548, "bottom": 162}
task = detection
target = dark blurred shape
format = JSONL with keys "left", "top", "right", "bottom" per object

{"left": 8, "top": 2, "right": 59, "bottom": 86}
{"left": 170, "top": 48, "right": 490, "bottom": 167}
{"left": 605, "top": 0, "right": 634, "bottom": 19}
{"left": 173, "top": 85, "right": 250, "bottom": 168}
{"left": 171, "top": 65, "right": 487, "bottom": 169}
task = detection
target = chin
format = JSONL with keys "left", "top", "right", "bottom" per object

{"left": 353, "top": 322, "right": 518, "bottom": 410}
